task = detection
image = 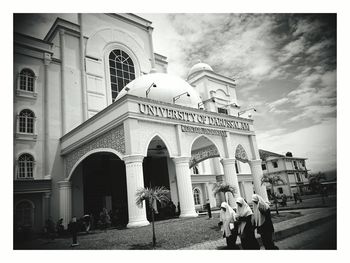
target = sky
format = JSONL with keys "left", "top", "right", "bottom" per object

{"left": 13, "top": 13, "right": 337, "bottom": 173}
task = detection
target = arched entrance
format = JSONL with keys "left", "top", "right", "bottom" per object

{"left": 190, "top": 135, "right": 224, "bottom": 210}
{"left": 143, "top": 135, "right": 175, "bottom": 220}
{"left": 70, "top": 151, "right": 128, "bottom": 227}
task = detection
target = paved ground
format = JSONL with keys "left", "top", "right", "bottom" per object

{"left": 182, "top": 206, "right": 336, "bottom": 250}
{"left": 276, "top": 219, "right": 336, "bottom": 249}
{"left": 270, "top": 194, "right": 336, "bottom": 211}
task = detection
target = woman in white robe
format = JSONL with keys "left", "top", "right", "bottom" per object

{"left": 252, "top": 194, "right": 278, "bottom": 249}
{"left": 235, "top": 197, "right": 260, "bottom": 249}
{"left": 218, "top": 202, "right": 239, "bottom": 249}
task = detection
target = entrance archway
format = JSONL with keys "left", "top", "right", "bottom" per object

{"left": 190, "top": 135, "right": 223, "bottom": 209}
{"left": 70, "top": 151, "right": 128, "bottom": 227}
{"left": 143, "top": 135, "right": 175, "bottom": 220}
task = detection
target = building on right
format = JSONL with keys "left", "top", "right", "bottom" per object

{"left": 259, "top": 149, "right": 309, "bottom": 198}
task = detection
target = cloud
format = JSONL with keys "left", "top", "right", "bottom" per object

{"left": 267, "top": 98, "right": 289, "bottom": 112}
{"left": 279, "top": 37, "right": 305, "bottom": 63}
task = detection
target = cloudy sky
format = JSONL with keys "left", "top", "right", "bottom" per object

{"left": 141, "top": 14, "right": 337, "bottom": 173}
{"left": 14, "top": 13, "right": 337, "bottom": 173}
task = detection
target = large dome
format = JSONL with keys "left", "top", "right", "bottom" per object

{"left": 116, "top": 72, "right": 202, "bottom": 108}
{"left": 188, "top": 61, "right": 213, "bottom": 79}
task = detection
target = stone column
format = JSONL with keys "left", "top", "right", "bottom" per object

{"left": 59, "top": 29, "right": 66, "bottom": 135}
{"left": 249, "top": 159, "right": 269, "bottom": 201}
{"left": 42, "top": 192, "right": 51, "bottom": 223}
{"left": 173, "top": 157, "right": 197, "bottom": 218}
{"left": 43, "top": 54, "right": 51, "bottom": 178}
{"left": 220, "top": 158, "right": 241, "bottom": 208}
{"left": 58, "top": 180, "right": 72, "bottom": 228}
{"left": 123, "top": 155, "right": 149, "bottom": 228}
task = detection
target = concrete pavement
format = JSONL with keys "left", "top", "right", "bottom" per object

{"left": 181, "top": 207, "right": 336, "bottom": 250}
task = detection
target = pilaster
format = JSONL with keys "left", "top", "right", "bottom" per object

{"left": 123, "top": 155, "right": 149, "bottom": 228}
{"left": 249, "top": 159, "right": 269, "bottom": 201}
{"left": 220, "top": 158, "right": 241, "bottom": 208}
{"left": 58, "top": 180, "right": 72, "bottom": 228}
{"left": 173, "top": 157, "right": 198, "bottom": 218}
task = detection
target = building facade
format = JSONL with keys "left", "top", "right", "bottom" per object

{"left": 259, "top": 149, "right": 309, "bottom": 197}
{"left": 14, "top": 13, "right": 268, "bottom": 233}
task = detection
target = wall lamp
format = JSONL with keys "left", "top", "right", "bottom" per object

{"left": 198, "top": 98, "right": 216, "bottom": 109}
{"left": 238, "top": 107, "right": 257, "bottom": 117}
{"left": 173, "top": 92, "right": 190, "bottom": 103}
{"left": 223, "top": 102, "right": 240, "bottom": 108}
{"left": 146, "top": 83, "right": 157, "bottom": 98}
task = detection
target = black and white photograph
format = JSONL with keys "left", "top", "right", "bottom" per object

{"left": 3, "top": 0, "right": 349, "bottom": 260}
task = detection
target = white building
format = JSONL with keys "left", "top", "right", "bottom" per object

{"left": 259, "top": 149, "right": 309, "bottom": 197}
{"left": 14, "top": 13, "right": 268, "bottom": 233}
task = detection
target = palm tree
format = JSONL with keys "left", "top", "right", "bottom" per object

{"left": 213, "top": 182, "right": 236, "bottom": 206}
{"left": 261, "top": 174, "right": 284, "bottom": 214}
{"left": 135, "top": 186, "right": 170, "bottom": 248}
{"left": 308, "top": 172, "right": 327, "bottom": 204}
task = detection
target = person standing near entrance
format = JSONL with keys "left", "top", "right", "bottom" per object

{"left": 218, "top": 202, "right": 239, "bottom": 249}
{"left": 68, "top": 216, "right": 79, "bottom": 247}
{"left": 252, "top": 194, "right": 279, "bottom": 250}
{"left": 235, "top": 197, "right": 260, "bottom": 249}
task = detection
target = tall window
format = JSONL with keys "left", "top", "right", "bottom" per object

{"left": 262, "top": 164, "right": 267, "bottom": 170}
{"left": 19, "top": 69, "right": 35, "bottom": 92}
{"left": 17, "top": 154, "right": 34, "bottom": 179}
{"left": 19, "top": 109, "right": 35, "bottom": 133}
{"left": 192, "top": 165, "right": 199, "bottom": 175}
{"left": 109, "top": 50, "right": 135, "bottom": 101}
{"left": 193, "top": 188, "right": 201, "bottom": 205}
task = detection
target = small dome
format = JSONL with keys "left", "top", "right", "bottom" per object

{"left": 116, "top": 72, "right": 202, "bottom": 108}
{"left": 188, "top": 61, "right": 213, "bottom": 79}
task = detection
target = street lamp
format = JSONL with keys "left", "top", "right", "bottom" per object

{"left": 173, "top": 92, "right": 190, "bottom": 103}
{"left": 146, "top": 83, "right": 157, "bottom": 98}
{"left": 238, "top": 107, "right": 257, "bottom": 117}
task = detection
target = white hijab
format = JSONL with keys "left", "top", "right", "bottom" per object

{"left": 235, "top": 197, "right": 253, "bottom": 234}
{"left": 219, "top": 202, "right": 236, "bottom": 237}
{"left": 252, "top": 194, "right": 270, "bottom": 227}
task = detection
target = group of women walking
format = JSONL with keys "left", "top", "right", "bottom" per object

{"left": 219, "top": 194, "right": 279, "bottom": 250}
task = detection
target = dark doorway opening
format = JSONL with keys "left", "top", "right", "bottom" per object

{"left": 82, "top": 152, "right": 128, "bottom": 228}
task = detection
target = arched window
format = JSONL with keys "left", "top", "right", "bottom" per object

{"left": 192, "top": 165, "right": 199, "bottom": 175}
{"left": 17, "top": 153, "right": 35, "bottom": 179}
{"left": 109, "top": 49, "right": 136, "bottom": 101}
{"left": 19, "top": 69, "right": 35, "bottom": 92}
{"left": 193, "top": 188, "right": 201, "bottom": 205}
{"left": 15, "top": 200, "right": 34, "bottom": 228}
{"left": 19, "top": 109, "right": 35, "bottom": 134}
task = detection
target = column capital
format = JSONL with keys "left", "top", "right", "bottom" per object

{"left": 44, "top": 53, "right": 52, "bottom": 66}
{"left": 220, "top": 158, "right": 236, "bottom": 165}
{"left": 249, "top": 159, "right": 262, "bottom": 166}
{"left": 58, "top": 180, "right": 71, "bottom": 189}
{"left": 43, "top": 192, "right": 51, "bottom": 199}
{"left": 172, "top": 156, "right": 191, "bottom": 165}
{"left": 123, "top": 154, "right": 144, "bottom": 164}
{"left": 59, "top": 28, "right": 66, "bottom": 35}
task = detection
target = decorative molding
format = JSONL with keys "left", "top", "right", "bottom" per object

{"left": 235, "top": 144, "right": 248, "bottom": 162}
{"left": 15, "top": 133, "right": 38, "bottom": 141}
{"left": 16, "top": 90, "right": 38, "bottom": 99}
{"left": 65, "top": 125, "right": 125, "bottom": 177}
{"left": 190, "top": 145, "right": 219, "bottom": 168}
